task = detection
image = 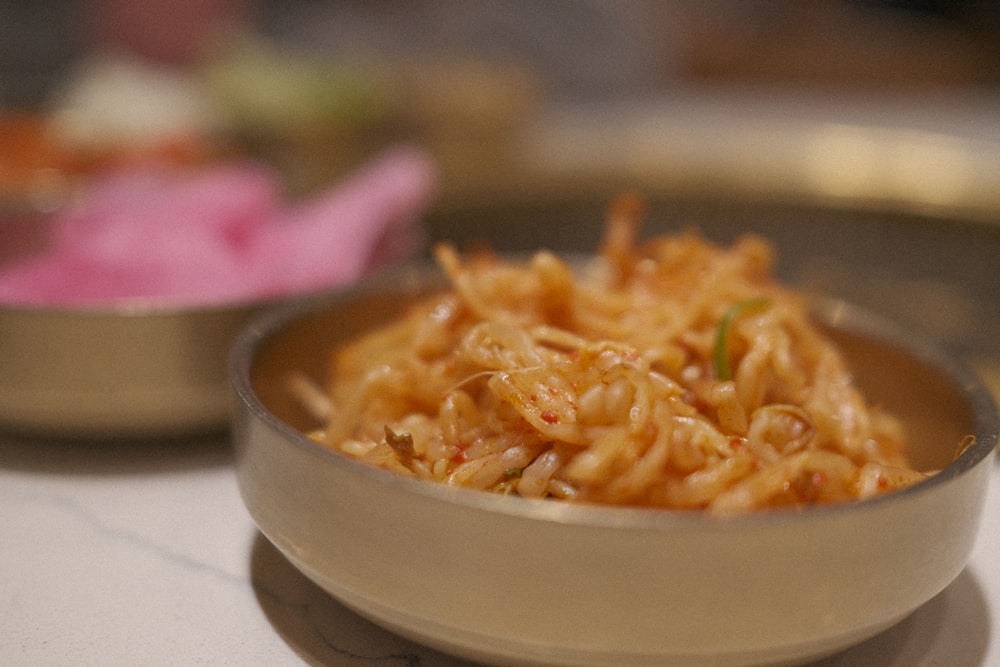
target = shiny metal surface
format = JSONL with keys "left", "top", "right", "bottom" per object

{"left": 0, "top": 300, "right": 270, "bottom": 439}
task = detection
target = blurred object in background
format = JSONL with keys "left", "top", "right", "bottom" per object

{"left": 0, "top": 54, "right": 235, "bottom": 239}
{"left": 232, "top": 0, "right": 663, "bottom": 195}
{"left": 659, "top": 0, "right": 1000, "bottom": 89}
{"left": 0, "top": 1, "right": 80, "bottom": 109}
{"left": 3, "top": 1, "right": 1000, "bottom": 107}
{"left": 257, "top": 0, "right": 661, "bottom": 101}
{"left": 197, "top": 36, "right": 540, "bottom": 196}
{"left": 0, "top": 145, "right": 436, "bottom": 307}
{"left": 87, "top": 0, "right": 254, "bottom": 65}
{"left": 48, "top": 53, "right": 224, "bottom": 167}
{"left": 0, "top": 115, "right": 75, "bottom": 214}
{"left": 3, "top": 1, "right": 1000, "bottom": 209}
{"left": 0, "top": 115, "right": 68, "bottom": 266}
{"left": 1, "top": 0, "right": 251, "bottom": 228}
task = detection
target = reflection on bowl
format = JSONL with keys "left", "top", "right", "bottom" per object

{"left": 230, "top": 263, "right": 997, "bottom": 667}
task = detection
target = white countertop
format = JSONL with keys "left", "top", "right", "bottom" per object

{"left": 2, "top": 432, "right": 997, "bottom": 667}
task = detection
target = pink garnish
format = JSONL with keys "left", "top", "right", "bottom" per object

{"left": 0, "top": 145, "right": 437, "bottom": 307}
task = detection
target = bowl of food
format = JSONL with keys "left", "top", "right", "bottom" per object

{"left": 0, "top": 146, "right": 435, "bottom": 439}
{"left": 230, "top": 197, "right": 997, "bottom": 666}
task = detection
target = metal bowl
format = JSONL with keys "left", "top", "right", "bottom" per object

{"left": 0, "top": 199, "right": 281, "bottom": 440}
{"left": 0, "top": 299, "right": 275, "bottom": 439}
{"left": 229, "top": 263, "right": 997, "bottom": 667}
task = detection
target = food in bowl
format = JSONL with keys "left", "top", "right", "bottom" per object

{"left": 230, "top": 208, "right": 997, "bottom": 665}
{"left": 291, "top": 194, "right": 944, "bottom": 513}
{"left": 0, "top": 145, "right": 435, "bottom": 307}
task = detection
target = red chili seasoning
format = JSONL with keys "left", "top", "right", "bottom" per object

{"left": 540, "top": 410, "right": 560, "bottom": 424}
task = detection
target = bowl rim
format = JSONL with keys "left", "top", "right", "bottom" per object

{"left": 0, "top": 290, "right": 293, "bottom": 317}
{"left": 230, "top": 261, "right": 999, "bottom": 530}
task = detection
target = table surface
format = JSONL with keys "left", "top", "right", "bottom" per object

{"left": 2, "top": 431, "right": 997, "bottom": 667}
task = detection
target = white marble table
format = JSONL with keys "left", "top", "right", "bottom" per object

{"left": 2, "top": 433, "right": 997, "bottom": 667}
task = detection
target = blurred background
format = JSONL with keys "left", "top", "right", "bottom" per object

{"left": 4, "top": 1, "right": 999, "bottom": 196}
{"left": 2, "top": 0, "right": 1000, "bottom": 391}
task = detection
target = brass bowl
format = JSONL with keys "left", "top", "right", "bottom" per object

{"left": 0, "top": 299, "right": 273, "bottom": 439}
{"left": 230, "top": 263, "right": 997, "bottom": 667}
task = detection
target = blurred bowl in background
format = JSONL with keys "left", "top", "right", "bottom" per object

{"left": 0, "top": 298, "right": 277, "bottom": 439}
{"left": 0, "top": 126, "right": 435, "bottom": 440}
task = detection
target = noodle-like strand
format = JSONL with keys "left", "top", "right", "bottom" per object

{"left": 307, "top": 197, "right": 936, "bottom": 513}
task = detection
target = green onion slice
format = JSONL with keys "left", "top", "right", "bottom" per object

{"left": 712, "top": 298, "right": 772, "bottom": 381}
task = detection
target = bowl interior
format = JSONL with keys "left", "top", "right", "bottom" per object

{"left": 822, "top": 318, "right": 977, "bottom": 472}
